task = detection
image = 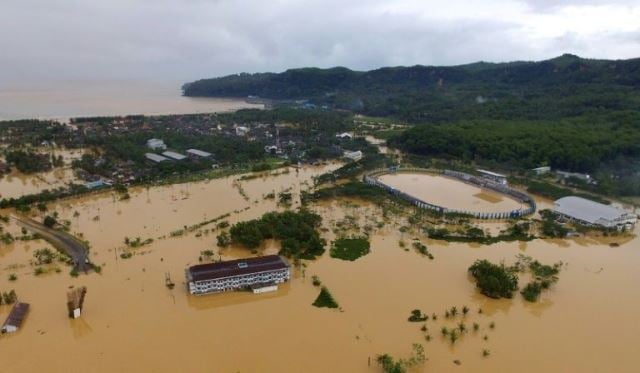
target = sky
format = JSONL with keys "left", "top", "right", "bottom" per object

{"left": 1, "top": 0, "right": 639, "bottom": 83}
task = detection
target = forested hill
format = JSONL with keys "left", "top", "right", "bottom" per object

{"left": 183, "top": 54, "right": 640, "bottom": 122}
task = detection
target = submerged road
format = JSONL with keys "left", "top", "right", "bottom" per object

{"left": 12, "top": 215, "right": 91, "bottom": 273}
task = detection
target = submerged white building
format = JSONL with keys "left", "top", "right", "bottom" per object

{"left": 186, "top": 255, "right": 290, "bottom": 295}
{"left": 553, "top": 196, "right": 637, "bottom": 229}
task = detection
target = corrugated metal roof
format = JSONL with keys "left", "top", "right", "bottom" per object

{"left": 162, "top": 151, "right": 187, "bottom": 161}
{"left": 186, "top": 149, "right": 212, "bottom": 157}
{"left": 187, "top": 255, "right": 289, "bottom": 282}
{"left": 2, "top": 302, "right": 29, "bottom": 329}
{"left": 553, "top": 196, "right": 628, "bottom": 225}
{"left": 477, "top": 169, "right": 507, "bottom": 178}
{"left": 145, "top": 153, "right": 169, "bottom": 162}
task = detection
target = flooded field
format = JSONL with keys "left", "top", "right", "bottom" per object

{"left": 378, "top": 172, "right": 524, "bottom": 213}
{"left": 0, "top": 165, "right": 639, "bottom": 372}
{"left": 0, "top": 148, "right": 85, "bottom": 199}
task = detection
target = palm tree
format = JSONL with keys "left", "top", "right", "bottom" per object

{"left": 450, "top": 330, "right": 459, "bottom": 344}
{"left": 462, "top": 305, "right": 469, "bottom": 315}
{"left": 451, "top": 306, "right": 458, "bottom": 316}
{"left": 483, "top": 349, "right": 491, "bottom": 357}
{"left": 458, "top": 322, "right": 466, "bottom": 333}
{"left": 489, "top": 321, "right": 495, "bottom": 329}
{"left": 473, "top": 323, "right": 479, "bottom": 331}
{"left": 441, "top": 326, "right": 449, "bottom": 336}
{"left": 432, "top": 313, "right": 437, "bottom": 320}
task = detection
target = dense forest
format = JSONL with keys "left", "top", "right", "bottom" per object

{"left": 183, "top": 54, "right": 640, "bottom": 123}
{"left": 184, "top": 55, "right": 640, "bottom": 195}
{"left": 387, "top": 113, "right": 640, "bottom": 172}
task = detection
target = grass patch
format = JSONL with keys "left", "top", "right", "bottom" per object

{"left": 330, "top": 237, "right": 370, "bottom": 261}
{"left": 312, "top": 286, "right": 339, "bottom": 308}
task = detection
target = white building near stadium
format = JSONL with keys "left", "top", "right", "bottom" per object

{"left": 552, "top": 196, "right": 637, "bottom": 229}
{"left": 186, "top": 255, "right": 290, "bottom": 295}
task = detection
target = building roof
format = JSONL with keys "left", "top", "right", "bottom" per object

{"left": 145, "top": 153, "right": 169, "bottom": 163}
{"left": 532, "top": 166, "right": 551, "bottom": 171}
{"left": 161, "top": 151, "right": 187, "bottom": 161}
{"left": 553, "top": 196, "right": 632, "bottom": 225}
{"left": 477, "top": 169, "right": 507, "bottom": 178}
{"left": 3, "top": 302, "right": 29, "bottom": 329}
{"left": 343, "top": 150, "right": 363, "bottom": 160}
{"left": 187, "top": 255, "right": 289, "bottom": 282}
{"left": 84, "top": 180, "right": 111, "bottom": 189}
{"left": 186, "top": 149, "right": 212, "bottom": 157}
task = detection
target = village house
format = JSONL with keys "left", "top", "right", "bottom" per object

{"left": 146, "top": 138, "right": 167, "bottom": 151}
{"left": 1, "top": 302, "right": 29, "bottom": 333}
{"left": 343, "top": 150, "right": 363, "bottom": 162}
{"left": 235, "top": 126, "right": 250, "bottom": 136}
{"left": 335, "top": 132, "right": 353, "bottom": 140}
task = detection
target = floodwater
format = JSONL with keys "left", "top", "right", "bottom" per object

{"left": 378, "top": 172, "right": 523, "bottom": 213}
{"left": 0, "top": 148, "right": 84, "bottom": 199}
{"left": 0, "top": 166, "right": 639, "bottom": 372}
{"left": 0, "top": 80, "right": 262, "bottom": 121}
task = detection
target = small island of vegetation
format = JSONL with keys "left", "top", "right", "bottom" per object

{"left": 468, "top": 260, "right": 519, "bottom": 299}
{"left": 329, "top": 237, "right": 370, "bottom": 261}
{"left": 227, "top": 209, "right": 326, "bottom": 259}
{"left": 312, "top": 286, "right": 339, "bottom": 309}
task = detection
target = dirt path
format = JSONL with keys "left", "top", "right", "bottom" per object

{"left": 12, "top": 214, "right": 92, "bottom": 273}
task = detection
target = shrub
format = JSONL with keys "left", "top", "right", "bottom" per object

{"left": 43, "top": 215, "right": 57, "bottom": 228}
{"left": 312, "top": 286, "right": 339, "bottom": 308}
{"left": 521, "top": 281, "right": 543, "bottom": 302}
{"left": 216, "top": 231, "right": 231, "bottom": 247}
{"left": 311, "top": 275, "right": 321, "bottom": 287}
{"left": 330, "top": 237, "right": 370, "bottom": 261}
{"left": 408, "top": 309, "right": 427, "bottom": 322}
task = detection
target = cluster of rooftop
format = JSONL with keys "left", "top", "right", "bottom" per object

{"left": 186, "top": 255, "right": 290, "bottom": 295}
{"left": 145, "top": 138, "right": 213, "bottom": 164}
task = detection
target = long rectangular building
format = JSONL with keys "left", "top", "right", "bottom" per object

{"left": 1, "top": 302, "right": 29, "bottom": 333}
{"left": 186, "top": 255, "right": 290, "bottom": 295}
{"left": 553, "top": 196, "right": 637, "bottom": 229}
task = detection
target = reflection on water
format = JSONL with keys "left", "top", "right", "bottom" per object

{"left": 523, "top": 298, "right": 554, "bottom": 318}
{"left": 70, "top": 317, "right": 94, "bottom": 339}
{"left": 187, "top": 282, "right": 291, "bottom": 311}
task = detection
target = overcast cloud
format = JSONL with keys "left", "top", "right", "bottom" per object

{"left": 1, "top": 0, "right": 639, "bottom": 83}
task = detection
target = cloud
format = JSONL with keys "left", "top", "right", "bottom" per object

{"left": 0, "top": 0, "right": 639, "bottom": 83}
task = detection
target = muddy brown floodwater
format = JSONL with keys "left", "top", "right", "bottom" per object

{"left": 0, "top": 148, "right": 85, "bottom": 199}
{"left": 378, "top": 172, "right": 524, "bottom": 213}
{"left": 0, "top": 164, "right": 639, "bottom": 372}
